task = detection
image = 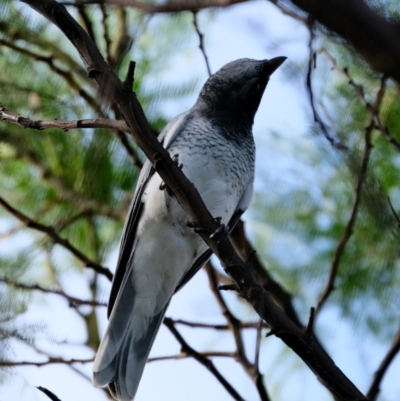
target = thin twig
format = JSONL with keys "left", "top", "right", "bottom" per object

{"left": 62, "top": 0, "right": 247, "bottom": 13}
{"left": 0, "top": 105, "right": 128, "bottom": 131}
{"left": 315, "top": 77, "right": 387, "bottom": 316}
{"left": 267, "top": 0, "right": 307, "bottom": 23}
{"left": 0, "top": 38, "right": 103, "bottom": 117}
{"left": 148, "top": 350, "right": 236, "bottom": 363}
{"left": 320, "top": 49, "right": 399, "bottom": 152}
{"left": 172, "top": 318, "right": 268, "bottom": 330}
{"left": 100, "top": 4, "right": 112, "bottom": 66}
{"left": 205, "top": 262, "right": 271, "bottom": 401}
{"left": 0, "top": 357, "right": 93, "bottom": 367}
{"left": 367, "top": 324, "right": 400, "bottom": 401}
{"left": 164, "top": 317, "right": 245, "bottom": 401}
{"left": 0, "top": 197, "right": 113, "bottom": 281}
{"left": 0, "top": 104, "right": 143, "bottom": 169}
{"left": 305, "top": 22, "right": 346, "bottom": 149}
{"left": 192, "top": 11, "right": 212, "bottom": 76}
{"left": 0, "top": 277, "right": 107, "bottom": 307}
{"left": 37, "top": 387, "right": 62, "bottom": 401}
{"left": 2, "top": 143, "right": 126, "bottom": 221}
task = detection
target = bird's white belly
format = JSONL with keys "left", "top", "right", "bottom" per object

{"left": 130, "top": 153, "right": 241, "bottom": 339}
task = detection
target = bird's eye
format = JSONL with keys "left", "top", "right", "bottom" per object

{"left": 250, "top": 82, "right": 260, "bottom": 94}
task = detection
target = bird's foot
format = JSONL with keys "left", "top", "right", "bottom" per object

{"left": 209, "top": 217, "right": 228, "bottom": 239}
{"left": 159, "top": 154, "right": 183, "bottom": 193}
{"left": 172, "top": 153, "right": 183, "bottom": 169}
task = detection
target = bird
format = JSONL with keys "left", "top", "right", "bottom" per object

{"left": 92, "top": 56, "right": 286, "bottom": 400}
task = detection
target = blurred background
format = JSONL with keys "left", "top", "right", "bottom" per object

{"left": 0, "top": 0, "right": 399, "bottom": 400}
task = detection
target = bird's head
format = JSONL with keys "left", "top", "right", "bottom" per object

{"left": 195, "top": 57, "right": 286, "bottom": 124}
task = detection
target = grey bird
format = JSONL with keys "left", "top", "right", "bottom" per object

{"left": 92, "top": 56, "right": 286, "bottom": 400}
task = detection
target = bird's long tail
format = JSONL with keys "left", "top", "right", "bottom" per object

{"left": 93, "top": 282, "right": 169, "bottom": 401}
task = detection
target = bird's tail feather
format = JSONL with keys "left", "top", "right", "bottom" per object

{"left": 93, "top": 303, "right": 169, "bottom": 401}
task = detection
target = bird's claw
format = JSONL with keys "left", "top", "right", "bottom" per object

{"left": 209, "top": 218, "right": 228, "bottom": 239}
{"left": 160, "top": 154, "right": 183, "bottom": 192}
{"left": 172, "top": 153, "right": 183, "bottom": 169}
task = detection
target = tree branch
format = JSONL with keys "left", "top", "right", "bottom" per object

{"left": 0, "top": 104, "right": 129, "bottom": 132}
{"left": 62, "top": 0, "right": 248, "bottom": 12}
{"left": 289, "top": 0, "right": 400, "bottom": 84}
{"left": 0, "top": 196, "right": 113, "bottom": 281}
{"left": 315, "top": 63, "right": 386, "bottom": 317}
{"left": 0, "top": 104, "right": 143, "bottom": 169}
{"left": 367, "top": 324, "right": 400, "bottom": 401}
{"left": 0, "top": 38, "right": 103, "bottom": 116}
{"left": 0, "top": 277, "right": 107, "bottom": 307}
{"left": 164, "top": 317, "right": 245, "bottom": 401}
{"left": 320, "top": 49, "right": 399, "bottom": 152}
{"left": 148, "top": 350, "right": 236, "bottom": 363}
{"left": 0, "top": 357, "right": 93, "bottom": 367}
{"left": 192, "top": 11, "right": 212, "bottom": 76}
{"left": 19, "top": 2, "right": 368, "bottom": 399}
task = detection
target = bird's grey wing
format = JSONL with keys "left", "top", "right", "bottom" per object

{"left": 107, "top": 158, "right": 154, "bottom": 318}
{"left": 175, "top": 181, "right": 253, "bottom": 292}
{"left": 107, "top": 111, "right": 190, "bottom": 317}
{"left": 93, "top": 112, "right": 192, "bottom": 399}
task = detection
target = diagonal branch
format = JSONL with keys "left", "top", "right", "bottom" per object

{"left": 206, "top": 261, "right": 270, "bottom": 401}
{"left": 164, "top": 317, "right": 245, "bottom": 401}
{"left": 19, "top": 2, "right": 368, "bottom": 399}
{"left": 366, "top": 324, "right": 400, "bottom": 401}
{"left": 192, "top": 11, "right": 212, "bottom": 76}
{"left": 0, "top": 196, "right": 113, "bottom": 281}
{"left": 320, "top": 49, "right": 400, "bottom": 152}
{"left": 315, "top": 69, "right": 386, "bottom": 317}
{"left": 0, "top": 277, "right": 107, "bottom": 307}
{"left": 0, "top": 38, "right": 103, "bottom": 116}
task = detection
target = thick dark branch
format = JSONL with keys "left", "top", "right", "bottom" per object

{"left": 367, "top": 325, "right": 400, "bottom": 401}
{"left": 289, "top": 0, "right": 400, "bottom": 84}
{"left": 0, "top": 196, "right": 113, "bottom": 281}
{"left": 164, "top": 317, "right": 245, "bottom": 401}
{"left": 65, "top": 0, "right": 400, "bottom": 83}
{"left": 230, "top": 220, "right": 303, "bottom": 328}
{"left": 20, "top": 2, "right": 368, "bottom": 399}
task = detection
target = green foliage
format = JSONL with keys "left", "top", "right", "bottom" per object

{"left": 0, "top": 1, "right": 199, "bottom": 378}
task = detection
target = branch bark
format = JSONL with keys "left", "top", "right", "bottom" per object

{"left": 289, "top": 0, "right": 400, "bottom": 84}
{"left": 19, "top": 1, "right": 368, "bottom": 399}
{"left": 0, "top": 196, "right": 113, "bottom": 280}
{"left": 68, "top": 0, "right": 400, "bottom": 84}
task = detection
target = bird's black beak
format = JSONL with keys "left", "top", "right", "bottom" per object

{"left": 263, "top": 56, "right": 287, "bottom": 76}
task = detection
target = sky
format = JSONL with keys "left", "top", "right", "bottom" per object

{"left": 1, "top": 1, "right": 399, "bottom": 401}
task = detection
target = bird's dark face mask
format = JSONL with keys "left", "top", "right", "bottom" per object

{"left": 196, "top": 57, "right": 285, "bottom": 125}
